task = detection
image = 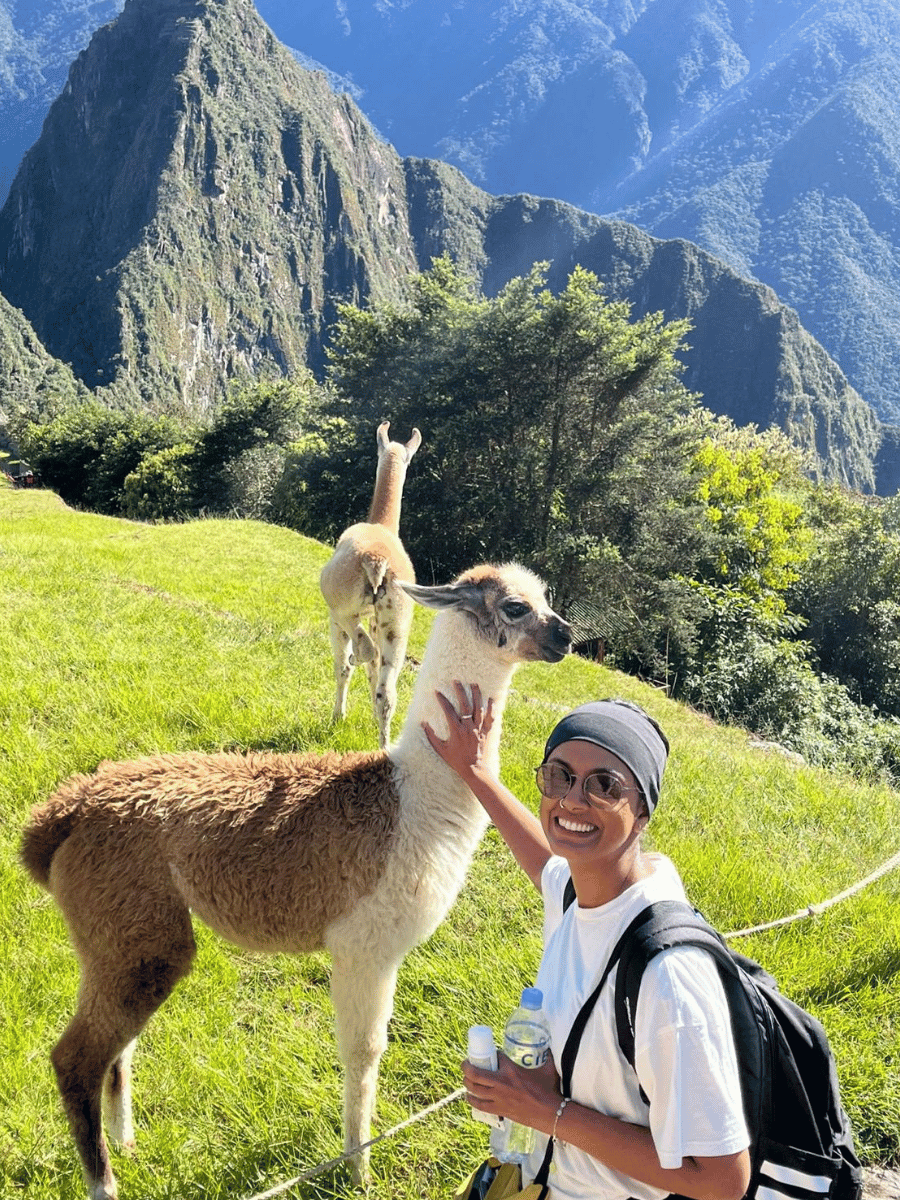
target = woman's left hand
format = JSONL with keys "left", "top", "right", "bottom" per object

{"left": 462, "top": 1050, "right": 561, "bottom": 1137}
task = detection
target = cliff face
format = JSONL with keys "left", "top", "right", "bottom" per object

{"left": 0, "top": 0, "right": 419, "bottom": 408}
{"left": 0, "top": 0, "right": 886, "bottom": 491}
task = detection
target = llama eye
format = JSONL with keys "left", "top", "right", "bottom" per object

{"left": 502, "top": 600, "right": 531, "bottom": 620}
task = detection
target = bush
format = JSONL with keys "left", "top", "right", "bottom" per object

{"left": 124, "top": 444, "right": 195, "bottom": 521}
{"left": 18, "top": 403, "right": 184, "bottom": 513}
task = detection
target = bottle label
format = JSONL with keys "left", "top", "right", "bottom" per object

{"left": 503, "top": 1022, "right": 551, "bottom": 1070}
{"left": 511, "top": 1045, "right": 549, "bottom": 1068}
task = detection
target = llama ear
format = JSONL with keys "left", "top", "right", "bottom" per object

{"left": 400, "top": 579, "right": 483, "bottom": 612}
{"left": 405, "top": 428, "right": 422, "bottom": 459}
{"left": 376, "top": 421, "right": 391, "bottom": 451}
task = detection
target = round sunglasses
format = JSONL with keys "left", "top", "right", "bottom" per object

{"left": 534, "top": 761, "right": 640, "bottom": 811}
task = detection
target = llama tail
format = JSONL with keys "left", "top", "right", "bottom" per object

{"left": 20, "top": 786, "right": 86, "bottom": 889}
{"left": 361, "top": 553, "right": 390, "bottom": 598}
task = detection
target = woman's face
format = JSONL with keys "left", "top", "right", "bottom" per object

{"left": 539, "top": 738, "right": 647, "bottom": 870}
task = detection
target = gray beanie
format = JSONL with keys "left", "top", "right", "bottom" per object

{"left": 542, "top": 698, "right": 670, "bottom": 814}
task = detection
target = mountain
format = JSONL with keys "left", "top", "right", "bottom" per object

{"left": 238, "top": 0, "right": 900, "bottom": 431}
{"left": 0, "top": 292, "right": 86, "bottom": 452}
{"left": 4, "top": 0, "right": 900, "bottom": 432}
{"left": 0, "top": 0, "right": 890, "bottom": 493}
{"left": 0, "top": 0, "right": 122, "bottom": 202}
{"left": 0, "top": 0, "right": 425, "bottom": 408}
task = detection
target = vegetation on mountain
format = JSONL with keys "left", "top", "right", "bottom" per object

{"left": 0, "top": 292, "right": 88, "bottom": 456}
{"left": 269, "top": 0, "right": 900, "bottom": 428}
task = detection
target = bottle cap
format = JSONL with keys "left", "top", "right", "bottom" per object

{"left": 520, "top": 987, "right": 543, "bottom": 1010}
{"left": 468, "top": 1024, "right": 496, "bottom": 1059}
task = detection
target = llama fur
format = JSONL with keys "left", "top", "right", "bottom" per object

{"left": 320, "top": 421, "right": 421, "bottom": 747}
{"left": 20, "top": 561, "right": 572, "bottom": 1200}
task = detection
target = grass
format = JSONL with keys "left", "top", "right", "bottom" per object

{"left": 1, "top": 482, "right": 898, "bottom": 1200}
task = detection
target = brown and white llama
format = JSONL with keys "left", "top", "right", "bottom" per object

{"left": 20, "top": 561, "right": 572, "bottom": 1200}
{"left": 320, "top": 421, "right": 421, "bottom": 748}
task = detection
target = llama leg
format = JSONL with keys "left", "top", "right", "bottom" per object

{"left": 362, "top": 616, "right": 381, "bottom": 720}
{"left": 52, "top": 924, "right": 196, "bottom": 1199}
{"left": 52, "top": 1010, "right": 123, "bottom": 1200}
{"left": 103, "top": 1038, "right": 136, "bottom": 1149}
{"left": 373, "top": 591, "right": 412, "bottom": 748}
{"left": 330, "top": 954, "right": 400, "bottom": 1186}
{"left": 329, "top": 617, "right": 354, "bottom": 722}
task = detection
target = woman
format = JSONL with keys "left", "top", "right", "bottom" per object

{"left": 424, "top": 684, "right": 751, "bottom": 1200}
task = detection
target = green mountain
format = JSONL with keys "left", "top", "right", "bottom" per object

{"left": 0, "top": 0, "right": 889, "bottom": 491}
{"left": 250, "top": 0, "right": 900, "bottom": 432}
{"left": 0, "top": 291, "right": 86, "bottom": 453}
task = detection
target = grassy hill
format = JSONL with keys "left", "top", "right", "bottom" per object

{"left": 1, "top": 483, "right": 898, "bottom": 1199}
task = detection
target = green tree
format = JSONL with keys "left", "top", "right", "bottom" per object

{"left": 124, "top": 444, "right": 196, "bottom": 521}
{"left": 690, "top": 420, "right": 813, "bottom": 604}
{"left": 190, "top": 378, "right": 316, "bottom": 513}
{"left": 790, "top": 488, "right": 900, "bottom": 717}
{"left": 17, "top": 403, "right": 182, "bottom": 512}
{"left": 304, "top": 257, "right": 706, "bottom": 667}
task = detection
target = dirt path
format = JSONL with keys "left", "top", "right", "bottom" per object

{"left": 865, "top": 1167, "right": 900, "bottom": 1198}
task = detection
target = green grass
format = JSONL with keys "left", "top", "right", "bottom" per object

{"left": 1, "top": 483, "right": 898, "bottom": 1199}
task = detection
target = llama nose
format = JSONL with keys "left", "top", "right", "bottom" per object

{"left": 552, "top": 618, "right": 573, "bottom": 649}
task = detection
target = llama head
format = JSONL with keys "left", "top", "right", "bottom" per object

{"left": 376, "top": 421, "right": 422, "bottom": 465}
{"left": 402, "top": 562, "right": 572, "bottom": 663}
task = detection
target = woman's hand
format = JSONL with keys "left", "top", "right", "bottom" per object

{"left": 462, "top": 1050, "right": 561, "bottom": 1137}
{"left": 423, "top": 681, "right": 495, "bottom": 781}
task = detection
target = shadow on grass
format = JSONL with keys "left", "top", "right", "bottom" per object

{"left": 220, "top": 713, "right": 372, "bottom": 756}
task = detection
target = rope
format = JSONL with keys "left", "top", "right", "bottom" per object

{"left": 724, "top": 846, "right": 900, "bottom": 938}
{"left": 242, "top": 1088, "right": 465, "bottom": 1200}
{"left": 242, "top": 845, "right": 900, "bottom": 1199}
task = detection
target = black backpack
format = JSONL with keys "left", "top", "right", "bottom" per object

{"left": 561, "top": 883, "right": 863, "bottom": 1200}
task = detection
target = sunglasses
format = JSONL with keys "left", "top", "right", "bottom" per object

{"left": 534, "top": 761, "right": 640, "bottom": 811}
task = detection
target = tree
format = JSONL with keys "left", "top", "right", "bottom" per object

{"left": 790, "top": 488, "right": 900, "bottom": 717}
{"left": 17, "top": 377, "right": 320, "bottom": 521}
{"left": 17, "top": 402, "right": 182, "bottom": 512}
{"left": 302, "top": 257, "right": 707, "bottom": 669}
{"left": 689, "top": 420, "right": 813, "bottom": 605}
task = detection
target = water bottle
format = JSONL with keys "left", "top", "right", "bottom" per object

{"left": 498, "top": 987, "right": 552, "bottom": 1164}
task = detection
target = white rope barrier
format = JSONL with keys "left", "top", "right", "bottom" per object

{"left": 724, "top": 846, "right": 900, "bottom": 939}
{"left": 242, "top": 845, "right": 900, "bottom": 1199}
{"left": 242, "top": 1088, "right": 465, "bottom": 1200}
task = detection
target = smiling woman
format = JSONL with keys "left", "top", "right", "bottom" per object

{"left": 424, "top": 692, "right": 751, "bottom": 1200}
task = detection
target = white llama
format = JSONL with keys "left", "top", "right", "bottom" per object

{"left": 20, "top": 561, "right": 572, "bottom": 1200}
{"left": 320, "top": 421, "right": 422, "bottom": 747}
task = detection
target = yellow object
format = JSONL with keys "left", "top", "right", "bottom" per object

{"left": 453, "top": 1155, "right": 547, "bottom": 1199}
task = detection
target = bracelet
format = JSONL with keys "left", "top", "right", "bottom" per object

{"left": 551, "top": 1096, "right": 569, "bottom": 1141}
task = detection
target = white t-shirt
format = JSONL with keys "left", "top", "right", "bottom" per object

{"left": 522, "top": 853, "right": 749, "bottom": 1200}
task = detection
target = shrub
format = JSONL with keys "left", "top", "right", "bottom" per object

{"left": 124, "top": 444, "right": 195, "bottom": 521}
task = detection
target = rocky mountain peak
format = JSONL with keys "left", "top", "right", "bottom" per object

{"left": 0, "top": 0, "right": 417, "bottom": 406}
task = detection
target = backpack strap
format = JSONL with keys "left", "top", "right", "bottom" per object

{"left": 612, "top": 900, "right": 740, "bottom": 1070}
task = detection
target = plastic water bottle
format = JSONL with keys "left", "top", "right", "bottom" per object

{"left": 498, "top": 987, "right": 552, "bottom": 1164}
